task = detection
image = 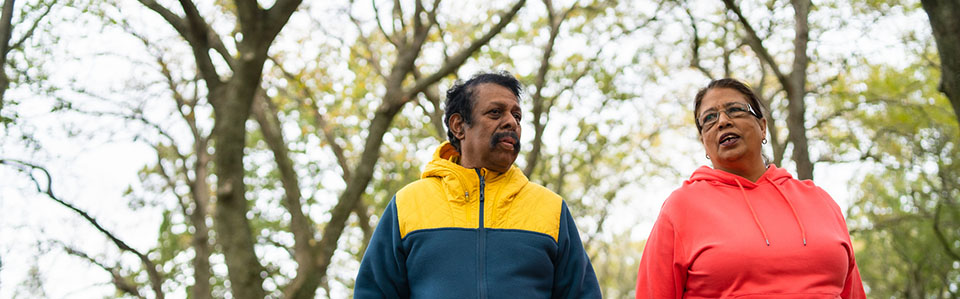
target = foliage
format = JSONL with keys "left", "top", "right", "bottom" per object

{"left": 827, "top": 51, "right": 960, "bottom": 298}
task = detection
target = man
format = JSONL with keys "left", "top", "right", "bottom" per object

{"left": 355, "top": 72, "right": 602, "bottom": 298}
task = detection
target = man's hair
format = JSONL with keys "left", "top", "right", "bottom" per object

{"left": 444, "top": 71, "right": 523, "bottom": 152}
{"left": 693, "top": 78, "right": 766, "bottom": 133}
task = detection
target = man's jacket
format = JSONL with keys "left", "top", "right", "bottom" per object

{"left": 355, "top": 142, "right": 601, "bottom": 299}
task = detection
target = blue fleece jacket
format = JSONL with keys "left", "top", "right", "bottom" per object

{"left": 354, "top": 142, "right": 601, "bottom": 299}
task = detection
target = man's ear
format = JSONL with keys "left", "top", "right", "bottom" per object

{"left": 449, "top": 113, "right": 466, "bottom": 140}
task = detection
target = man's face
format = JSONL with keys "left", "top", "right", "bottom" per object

{"left": 451, "top": 83, "right": 522, "bottom": 173}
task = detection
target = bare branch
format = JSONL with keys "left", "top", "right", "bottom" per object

{"left": 348, "top": 5, "right": 386, "bottom": 78}
{"left": 407, "top": 0, "right": 527, "bottom": 97}
{"left": 368, "top": 0, "right": 400, "bottom": 47}
{"left": 269, "top": 56, "right": 353, "bottom": 181}
{"left": 58, "top": 243, "right": 146, "bottom": 299}
{"left": 138, "top": 0, "right": 223, "bottom": 89}
{"left": 933, "top": 201, "right": 960, "bottom": 261}
{"left": 393, "top": 0, "right": 407, "bottom": 44}
{"left": 682, "top": 0, "right": 713, "bottom": 80}
{"left": 721, "top": 0, "right": 790, "bottom": 89}
{"left": 9, "top": 0, "right": 58, "bottom": 53}
{"left": 0, "top": 159, "right": 165, "bottom": 299}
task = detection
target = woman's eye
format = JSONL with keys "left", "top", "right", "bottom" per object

{"left": 702, "top": 113, "right": 718, "bottom": 123}
{"left": 729, "top": 106, "right": 747, "bottom": 113}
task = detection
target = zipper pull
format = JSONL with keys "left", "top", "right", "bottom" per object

{"left": 475, "top": 168, "right": 486, "bottom": 202}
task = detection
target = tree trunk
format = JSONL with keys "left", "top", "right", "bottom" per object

{"left": 189, "top": 143, "right": 213, "bottom": 299}
{"left": 210, "top": 78, "right": 265, "bottom": 298}
{"left": 787, "top": 0, "right": 813, "bottom": 180}
{"left": 723, "top": 0, "right": 814, "bottom": 179}
{"left": 0, "top": 0, "right": 15, "bottom": 111}
{"left": 140, "top": 1, "right": 303, "bottom": 296}
{"left": 921, "top": 0, "right": 960, "bottom": 127}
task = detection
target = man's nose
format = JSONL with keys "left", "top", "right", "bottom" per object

{"left": 501, "top": 114, "right": 519, "bottom": 129}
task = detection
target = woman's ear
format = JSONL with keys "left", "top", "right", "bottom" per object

{"left": 759, "top": 117, "right": 767, "bottom": 139}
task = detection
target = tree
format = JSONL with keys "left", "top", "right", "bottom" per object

{"left": 920, "top": 0, "right": 960, "bottom": 127}
{"left": 824, "top": 51, "right": 960, "bottom": 297}
{"left": 133, "top": 0, "right": 303, "bottom": 297}
{"left": 0, "top": 0, "right": 58, "bottom": 124}
{"left": 721, "top": 0, "right": 815, "bottom": 180}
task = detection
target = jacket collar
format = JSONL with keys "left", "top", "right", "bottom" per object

{"left": 422, "top": 142, "right": 528, "bottom": 203}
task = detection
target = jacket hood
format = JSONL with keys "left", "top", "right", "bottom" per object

{"left": 686, "top": 164, "right": 793, "bottom": 188}
{"left": 686, "top": 164, "right": 808, "bottom": 246}
{"left": 422, "top": 141, "right": 528, "bottom": 203}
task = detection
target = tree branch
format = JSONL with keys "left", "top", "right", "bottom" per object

{"left": 0, "top": 159, "right": 165, "bottom": 299}
{"left": 58, "top": 243, "right": 145, "bottom": 299}
{"left": 9, "top": 0, "right": 58, "bottom": 53}
{"left": 407, "top": 0, "right": 527, "bottom": 97}
{"left": 269, "top": 56, "right": 353, "bottom": 180}
{"left": 721, "top": 0, "right": 790, "bottom": 89}
{"left": 933, "top": 201, "right": 960, "bottom": 261}
{"left": 138, "top": 0, "right": 223, "bottom": 89}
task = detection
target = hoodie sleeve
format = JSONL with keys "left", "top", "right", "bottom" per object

{"left": 840, "top": 251, "right": 866, "bottom": 299}
{"left": 551, "top": 201, "right": 602, "bottom": 299}
{"left": 836, "top": 203, "right": 866, "bottom": 299}
{"left": 816, "top": 187, "right": 866, "bottom": 299}
{"left": 355, "top": 197, "right": 410, "bottom": 299}
{"left": 635, "top": 200, "right": 686, "bottom": 299}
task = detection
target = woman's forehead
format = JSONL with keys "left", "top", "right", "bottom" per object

{"left": 700, "top": 88, "right": 749, "bottom": 109}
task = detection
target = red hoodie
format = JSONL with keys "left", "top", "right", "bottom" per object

{"left": 635, "top": 165, "right": 866, "bottom": 299}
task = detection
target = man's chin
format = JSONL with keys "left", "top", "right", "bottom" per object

{"left": 488, "top": 154, "right": 517, "bottom": 172}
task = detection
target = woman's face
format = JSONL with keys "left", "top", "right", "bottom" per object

{"left": 697, "top": 88, "right": 767, "bottom": 171}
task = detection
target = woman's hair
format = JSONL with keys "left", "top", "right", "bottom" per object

{"left": 694, "top": 78, "right": 772, "bottom": 166}
{"left": 693, "top": 78, "right": 766, "bottom": 133}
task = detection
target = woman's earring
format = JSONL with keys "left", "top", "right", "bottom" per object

{"left": 705, "top": 154, "right": 710, "bottom": 159}
{"left": 762, "top": 138, "right": 768, "bottom": 144}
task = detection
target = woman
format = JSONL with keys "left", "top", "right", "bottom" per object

{"left": 635, "top": 78, "right": 866, "bottom": 298}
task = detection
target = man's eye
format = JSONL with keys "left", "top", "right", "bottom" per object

{"left": 489, "top": 109, "right": 501, "bottom": 116}
{"left": 513, "top": 113, "right": 522, "bottom": 121}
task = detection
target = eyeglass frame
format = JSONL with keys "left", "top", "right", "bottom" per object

{"left": 695, "top": 102, "right": 762, "bottom": 132}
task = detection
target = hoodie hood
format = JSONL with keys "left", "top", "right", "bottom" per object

{"left": 686, "top": 164, "right": 793, "bottom": 188}
{"left": 686, "top": 164, "right": 808, "bottom": 246}
{"left": 422, "top": 141, "right": 528, "bottom": 204}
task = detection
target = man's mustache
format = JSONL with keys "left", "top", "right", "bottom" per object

{"left": 490, "top": 131, "right": 521, "bottom": 154}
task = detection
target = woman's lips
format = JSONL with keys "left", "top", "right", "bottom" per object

{"left": 719, "top": 133, "right": 741, "bottom": 147}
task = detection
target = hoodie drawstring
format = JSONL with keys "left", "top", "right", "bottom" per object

{"left": 734, "top": 179, "right": 771, "bottom": 246}
{"left": 734, "top": 177, "right": 809, "bottom": 247}
{"left": 767, "top": 177, "right": 808, "bottom": 246}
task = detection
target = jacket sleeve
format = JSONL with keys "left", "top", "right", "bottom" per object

{"left": 354, "top": 197, "right": 410, "bottom": 299}
{"left": 551, "top": 201, "right": 602, "bottom": 299}
{"left": 635, "top": 200, "right": 685, "bottom": 299}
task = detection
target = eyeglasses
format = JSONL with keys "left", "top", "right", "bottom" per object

{"left": 697, "top": 102, "right": 759, "bottom": 131}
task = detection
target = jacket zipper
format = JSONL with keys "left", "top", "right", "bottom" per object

{"left": 475, "top": 168, "right": 487, "bottom": 299}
